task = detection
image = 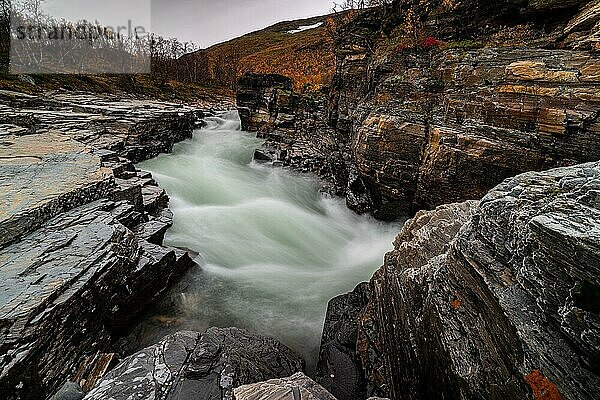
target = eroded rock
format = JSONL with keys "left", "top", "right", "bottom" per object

{"left": 0, "top": 90, "right": 203, "bottom": 399}
{"left": 84, "top": 328, "right": 304, "bottom": 400}
{"left": 318, "top": 162, "right": 600, "bottom": 399}
{"left": 234, "top": 372, "right": 336, "bottom": 400}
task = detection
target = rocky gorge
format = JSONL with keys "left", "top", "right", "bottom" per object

{"left": 0, "top": 90, "right": 218, "bottom": 398}
{"left": 0, "top": 0, "right": 599, "bottom": 399}
{"left": 234, "top": 0, "right": 600, "bottom": 399}
{"left": 237, "top": 0, "right": 600, "bottom": 220}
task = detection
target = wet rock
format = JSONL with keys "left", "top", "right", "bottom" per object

{"left": 0, "top": 90, "right": 197, "bottom": 164}
{"left": 320, "top": 162, "right": 600, "bottom": 399}
{"left": 0, "top": 131, "right": 114, "bottom": 247}
{"left": 0, "top": 199, "right": 194, "bottom": 399}
{"left": 84, "top": 328, "right": 305, "bottom": 400}
{"left": 49, "top": 382, "right": 84, "bottom": 400}
{"left": 234, "top": 372, "right": 337, "bottom": 400}
{"left": 316, "top": 283, "right": 370, "bottom": 400}
{"left": 0, "top": 90, "right": 204, "bottom": 399}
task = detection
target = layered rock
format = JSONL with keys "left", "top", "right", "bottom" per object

{"left": 237, "top": 0, "right": 600, "bottom": 220}
{"left": 234, "top": 372, "right": 337, "bottom": 400}
{"left": 83, "top": 328, "right": 304, "bottom": 400}
{"left": 0, "top": 90, "right": 203, "bottom": 399}
{"left": 236, "top": 73, "right": 349, "bottom": 196}
{"left": 318, "top": 162, "right": 600, "bottom": 399}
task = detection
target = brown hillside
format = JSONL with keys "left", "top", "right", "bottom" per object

{"left": 183, "top": 13, "right": 344, "bottom": 90}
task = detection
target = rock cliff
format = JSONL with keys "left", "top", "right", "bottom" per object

{"left": 0, "top": 90, "right": 201, "bottom": 399}
{"left": 317, "top": 161, "right": 600, "bottom": 399}
{"left": 237, "top": 0, "right": 600, "bottom": 220}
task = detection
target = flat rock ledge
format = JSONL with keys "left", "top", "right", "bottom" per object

{"left": 0, "top": 90, "right": 209, "bottom": 399}
{"left": 318, "top": 162, "right": 600, "bottom": 400}
{"left": 83, "top": 328, "right": 305, "bottom": 400}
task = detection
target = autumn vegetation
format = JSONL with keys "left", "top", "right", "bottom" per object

{"left": 0, "top": 0, "right": 399, "bottom": 95}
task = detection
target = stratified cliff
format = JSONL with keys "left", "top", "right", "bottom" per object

{"left": 318, "top": 161, "right": 600, "bottom": 400}
{"left": 237, "top": 0, "right": 600, "bottom": 220}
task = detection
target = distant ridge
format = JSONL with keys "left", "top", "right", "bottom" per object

{"left": 181, "top": 12, "right": 345, "bottom": 90}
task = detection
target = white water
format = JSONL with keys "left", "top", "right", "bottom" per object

{"left": 134, "top": 111, "right": 402, "bottom": 371}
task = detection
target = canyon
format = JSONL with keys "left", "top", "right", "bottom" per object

{"left": 234, "top": 0, "right": 600, "bottom": 399}
{"left": 237, "top": 0, "right": 600, "bottom": 220}
{"left": 0, "top": 0, "right": 599, "bottom": 399}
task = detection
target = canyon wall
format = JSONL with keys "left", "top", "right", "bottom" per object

{"left": 237, "top": 0, "right": 600, "bottom": 220}
{"left": 318, "top": 161, "right": 600, "bottom": 400}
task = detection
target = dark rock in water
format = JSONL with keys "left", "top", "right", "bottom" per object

{"left": 83, "top": 328, "right": 305, "bottom": 400}
{"left": 234, "top": 372, "right": 337, "bottom": 400}
{"left": 254, "top": 148, "right": 276, "bottom": 162}
{"left": 49, "top": 382, "right": 84, "bottom": 400}
{"left": 318, "top": 162, "right": 600, "bottom": 399}
{"left": 316, "top": 283, "right": 370, "bottom": 400}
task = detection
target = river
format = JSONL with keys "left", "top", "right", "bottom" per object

{"left": 132, "top": 111, "right": 402, "bottom": 372}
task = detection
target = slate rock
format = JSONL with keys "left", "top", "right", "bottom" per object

{"left": 234, "top": 372, "right": 337, "bottom": 400}
{"left": 84, "top": 328, "right": 305, "bottom": 400}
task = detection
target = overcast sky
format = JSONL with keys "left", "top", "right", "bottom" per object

{"left": 40, "top": 0, "right": 336, "bottom": 48}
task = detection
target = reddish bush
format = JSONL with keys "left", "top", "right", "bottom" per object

{"left": 422, "top": 36, "right": 443, "bottom": 48}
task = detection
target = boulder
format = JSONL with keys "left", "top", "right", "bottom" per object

{"left": 84, "top": 328, "right": 304, "bottom": 400}
{"left": 234, "top": 372, "right": 336, "bottom": 400}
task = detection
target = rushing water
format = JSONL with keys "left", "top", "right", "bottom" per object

{"left": 133, "top": 111, "right": 402, "bottom": 371}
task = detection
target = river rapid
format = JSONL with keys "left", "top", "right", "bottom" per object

{"left": 133, "top": 111, "right": 403, "bottom": 372}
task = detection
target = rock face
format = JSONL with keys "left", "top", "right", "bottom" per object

{"left": 83, "top": 328, "right": 304, "bottom": 400}
{"left": 234, "top": 372, "right": 337, "bottom": 400}
{"left": 316, "top": 283, "right": 370, "bottom": 400}
{"left": 236, "top": 0, "right": 600, "bottom": 220}
{"left": 0, "top": 90, "right": 202, "bottom": 399}
{"left": 236, "top": 73, "right": 349, "bottom": 196}
{"left": 317, "top": 162, "right": 600, "bottom": 399}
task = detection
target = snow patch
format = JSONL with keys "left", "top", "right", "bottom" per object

{"left": 287, "top": 22, "right": 323, "bottom": 34}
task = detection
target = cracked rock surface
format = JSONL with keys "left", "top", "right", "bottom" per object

{"left": 84, "top": 328, "right": 304, "bottom": 400}
{"left": 318, "top": 162, "right": 600, "bottom": 399}
{"left": 0, "top": 90, "right": 203, "bottom": 399}
{"left": 234, "top": 372, "right": 337, "bottom": 400}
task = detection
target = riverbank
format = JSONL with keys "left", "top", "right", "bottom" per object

{"left": 0, "top": 89, "right": 218, "bottom": 398}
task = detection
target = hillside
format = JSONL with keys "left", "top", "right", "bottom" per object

{"left": 183, "top": 13, "right": 344, "bottom": 90}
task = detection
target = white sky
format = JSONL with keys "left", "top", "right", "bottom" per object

{"left": 39, "top": 0, "right": 336, "bottom": 48}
